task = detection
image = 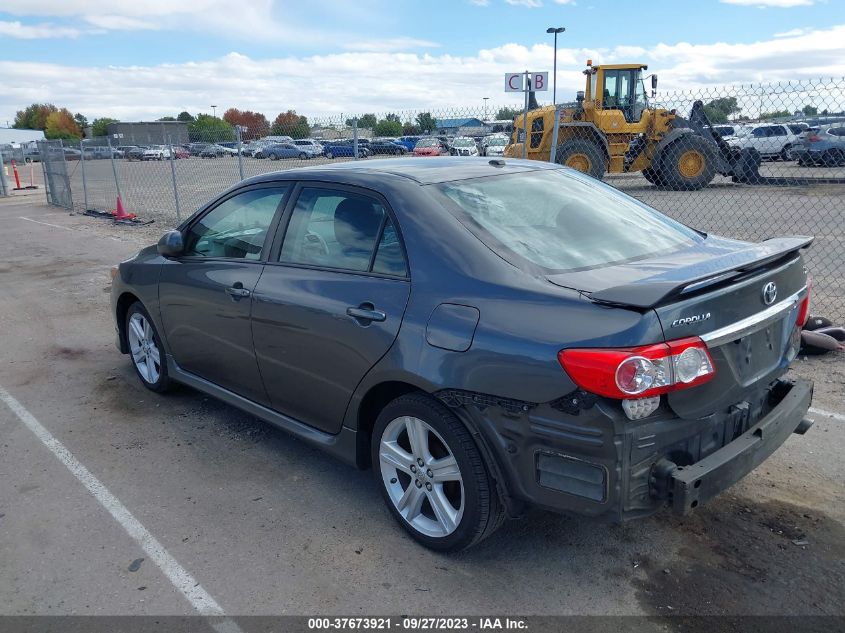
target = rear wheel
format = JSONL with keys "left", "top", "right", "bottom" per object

{"left": 641, "top": 166, "right": 661, "bottom": 185}
{"left": 299, "top": 152, "right": 307, "bottom": 160}
{"left": 780, "top": 144, "right": 794, "bottom": 161}
{"left": 556, "top": 139, "right": 606, "bottom": 180}
{"left": 658, "top": 136, "right": 716, "bottom": 190}
{"left": 325, "top": 151, "right": 334, "bottom": 159}
{"left": 822, "top": 149, "right": 845, "bottom": 167}
{"left": 372, "top": 393, "right": 504, "bottom": 552}
{"left": 268, "top": 153, "right": 278, "bottom": 161}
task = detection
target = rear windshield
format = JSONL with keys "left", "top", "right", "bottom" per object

{"left": 433, "top": 169, "right": 699, "bottom": 273}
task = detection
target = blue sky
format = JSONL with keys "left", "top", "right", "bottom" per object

{"left": 1, "top": 0, "right": 842, "bottom": 124}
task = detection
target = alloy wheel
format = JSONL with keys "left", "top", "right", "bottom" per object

{"left": 379, "top": 416, "right": 464, "bottom": 538}
{"left": 127, "top": 312, "right": 161, "bottom": 384}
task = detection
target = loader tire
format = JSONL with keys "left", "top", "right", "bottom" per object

{"left": 556, "top": 139, "right": 606, "bottom": 180}
{"left": 641, "top": 167, "right": 662, "bottom": 185}
{"left": 659, "top": 136, "right": 717, "bottom": 191}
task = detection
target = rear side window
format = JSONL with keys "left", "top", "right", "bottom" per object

{"left": 433, "top": 169, "right": 698, "bottom": 273}
{"left": 280, "top": 187, "right": 407, "bottom": 276}
{"left": 828, "top": 127, "right": 845, "bottom": 136}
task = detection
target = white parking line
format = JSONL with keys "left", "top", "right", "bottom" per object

{"left": 18, "top": 216, "right": 76, "bottom": 231}
{"left": 0, "top": 383, "right": 242, "bottom": 630}
{"left": 809, "top": 406, "right": 845, "bottom": 423}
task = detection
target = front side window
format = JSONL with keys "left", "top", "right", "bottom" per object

{"left": 183, "top": 187, "right": 287, "bottom": 259}
{"left": 433, "top": 169, "right": 699, "bottom": 273}
{"left": 280, "top": 188, "right": 406, "bottom": 275}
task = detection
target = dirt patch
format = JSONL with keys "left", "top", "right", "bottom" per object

{"left": 53, "top": 346, "right": 87, "bottom": 360}
{"left": 635, "top": 494, "right": 845, "bottom": 622}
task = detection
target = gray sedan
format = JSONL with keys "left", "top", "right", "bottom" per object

{"left": 111, "top": 158, "right": 813, "bottom": 551}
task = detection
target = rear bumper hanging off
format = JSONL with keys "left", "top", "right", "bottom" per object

{"left": 664, "top": 378, "right": 813, "bottom": 514}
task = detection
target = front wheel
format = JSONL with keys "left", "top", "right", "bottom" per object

{"left": 325, "top": 151, "right": 334, "bottom": 159}
{"left": 299, "top": 152, "right": 307, "bottom": 160}
{"left": 125, "top": 302, "right": 171, "bottom": 393}
{"left": 555, "top": 139, "right": 606, "bottom": 180}
{"left": 268, "top": 153, "right": 278, "bottom": 161}
{"left": 372, "top": 393, "right": 504, "bottom": 552}
{"left": 656, "top": 136, "right": 717, "bottom": 190}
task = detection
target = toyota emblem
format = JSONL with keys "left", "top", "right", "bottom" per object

{"left": 762, "top": 281, "right": 777, "bottom": 305}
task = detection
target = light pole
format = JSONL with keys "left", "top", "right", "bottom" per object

{"left": 211, "top": 105, "right": 217, "bottom": 118}
{"left": 483, "top": 97, "right": 489, "bottom": 120}
{"left": 546, "top": 27, "right": 565, "bottom": 105}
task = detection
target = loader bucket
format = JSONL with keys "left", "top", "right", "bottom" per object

{"left": 729, "top": 147, "right": 762, "bottom": 184}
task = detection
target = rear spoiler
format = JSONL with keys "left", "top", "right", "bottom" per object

{"left": 588, "top": 236, "right": 813, "bottom": 309}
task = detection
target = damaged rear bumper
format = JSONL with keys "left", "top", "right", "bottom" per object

{"left": 449, "top": 377, "right": 813, "bottom": 522}
{"left": 659, "top": 377, "right": 813, "bottom": 515}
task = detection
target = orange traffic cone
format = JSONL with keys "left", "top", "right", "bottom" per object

{"left": 112, "top": 196, "right": 136, "bottom": 222}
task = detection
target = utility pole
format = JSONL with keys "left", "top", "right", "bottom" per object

{"left": 211, "top": 105, "right": 217, "bottom": 118}
{"left": 483, "top": 97, "right": 489, "bottom": 120}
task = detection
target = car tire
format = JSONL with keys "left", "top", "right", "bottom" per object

{"left": 268, "top": 153, "right": 278, "bottom": 161}
{"left": 780, "top": 144, "right": 794, "bottom": 161}
{"left": 556, "top": 139, "right": 607, "bottom": 180}
{"left": 125, "top": 302, "right": 171, "bottom": 393}
{"left": 325, "top": 151, "right": 334, "bottom": 159}
{"left": 372, "top": 393, "right": 505, "bottom": 552}
{"left": 299, "top": 152, "right": 307, "bottom": 160}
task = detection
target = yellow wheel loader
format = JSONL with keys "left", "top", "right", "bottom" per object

{"left": 503, "top": 62, "right": 761, "bottom": 190}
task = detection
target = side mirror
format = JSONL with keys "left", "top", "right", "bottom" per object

{"left": 157, "top": 230, "right": 184, "bottom": 257}
{"left": 651, "top": 74, "right": 658, "bottom": 96}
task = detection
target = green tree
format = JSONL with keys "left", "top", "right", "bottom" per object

{"left": 357, "top": 113, "right": 377, "bottom": 129}
{"left": 758, "top": 109, "right": 791, "bottom": 121}
{"left": 14, "top": 103, "right": 58, "bottom": 130}
{"left": 415, "top": 112, "right": 436, "bottom": 133}
{"left": 188, "top": 114, "right": 235, "bottom": 142}
{"left": 374, "top": 119, "right": 403, "bottom": 136}
{"left": 74, "top": 113, "right": 88, "bottom": 129}
{"left": 802, "top": 104, "right": 818, "bottom": 116}
{"left": 702, "top": 97, "right": 740, "bottom": 124}
{"left": 270, "top": 110, "right": 310, "bottom": 139}
{"left": 91, "top": 117, "right": 118, "bottom": 138}
{"left": 44, "top": 109, "right": 82, "bottom": 140}
{"left": 158, "top": 116, "right": 177, "bottom": 121}
{"left": 384, "top": 113, "right": 400, "bottom": 123}
{"left": 177, "top": 111, "right": 195, "bottom": 122}
{"left": 402, "top": 122, "right": 421, "bottom": 135}
{"left": 495, "top": 107, "right": 521, "bottom": 121}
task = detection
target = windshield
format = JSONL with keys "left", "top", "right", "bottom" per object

{"left": 487, "top": 137, "right": 507, "bottom": 146}
{"left": 416, "top": 138, "right": 438, "bottom": 147}
{"left": 453, "top": 139, "right": 474, "bottom": 147}
{"left": 433, "top": 169, "right": 699, "bottom": 273}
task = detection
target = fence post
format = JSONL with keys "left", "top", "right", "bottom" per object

{"left": 522, "top": 70, "right": 529, "bottom": 159}
{"left": 39, "top": 144, "right": 51, "bottom": 205}
{"left": 352, "top": 118, "right": 359, "bottom": 161}
{"left": 107, "top": 136, "right": 123, "bottom": 203}
{"left": 548, "top": 105, "right": 561, "bottom": 164}
{"left": 0, "top": 147, "right": 7, "bottom": 197}
{"left": 79, "top": 140, "right": 88, "bottom": 213}
{"left": 168, "top": 140, "right": 181, "bottom": 223}
{"left": 236, "top": 126, "right": 245, "bottom": 181}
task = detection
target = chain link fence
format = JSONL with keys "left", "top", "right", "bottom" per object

{"left": 38, "top": 77, "right": 845, "bottom": 319}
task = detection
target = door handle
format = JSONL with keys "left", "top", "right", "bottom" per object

{"left": 347, "top": 304, "right": 386, "bottom": 323}
{"left": 225, "top": 282, "right": 251, "bottom": 300}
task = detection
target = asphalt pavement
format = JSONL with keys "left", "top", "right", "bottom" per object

{"left": 0, "top": 195, "right": 843, "bottom": 624}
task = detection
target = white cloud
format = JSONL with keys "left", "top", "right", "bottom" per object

{"left": 469, "top": 0, "right": 490, "bottom": 5}
{"left": 84, "top": 15, "right": 158, "bottom": 30}
{"left": 774, "top": 27, "right": 810, "bottom": 36}
{"left": 344, "top": 38, "right": 440, "bottom": 52}
{"left": 720, "top": 0, "right": 814, "bottom": 7}
{"left": 1, "top": 25, "right": 843, "bottom": 124}
{"left": 553, "top": 0, "right": 577, "bottom": 4}
{"left": 505, "top": 0, "right": 543, "bottom": 7}
{"left": 0, "top": 20, "right": 82, "bottom": 39}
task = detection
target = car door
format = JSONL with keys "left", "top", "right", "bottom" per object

{"left": 158, "top": 184, "right": 290, "bottom": 405}
{"left": 252, "top": 184, "right": 411, "bottom": 434}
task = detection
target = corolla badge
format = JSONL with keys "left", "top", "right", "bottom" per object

{"left": 671, "top": 312, "right": 711, "bottom": 328}
{"left": 762, "top": 282, "right": 777, "bottom": 305}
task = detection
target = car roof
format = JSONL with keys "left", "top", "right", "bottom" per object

{"left": 245, "top": 157, "right": 557, "bottom": 185}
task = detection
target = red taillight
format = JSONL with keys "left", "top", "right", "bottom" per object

{"left": 807, "top": 134, "right": 822, "bottom": 142}
{"left": 796, "top": 276, "right": 812, "bottom": 327}
{"left": 558, "top": 337, "right": 716, "bottom": 400}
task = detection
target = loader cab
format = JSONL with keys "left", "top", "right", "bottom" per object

{"left": 586, "top": 63, "right": 650, "bottom": 124}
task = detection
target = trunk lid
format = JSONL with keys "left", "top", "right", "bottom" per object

{"left": 547, "top": 235, "right": 812, "bottom": 417}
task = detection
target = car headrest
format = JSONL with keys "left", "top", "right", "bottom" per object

{"left": 334, "top": 198, "right": 383, "bottom": 251}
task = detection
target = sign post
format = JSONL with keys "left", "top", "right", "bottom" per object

{"left": 504, "top": 71, "right": 549, "bottom": 159}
